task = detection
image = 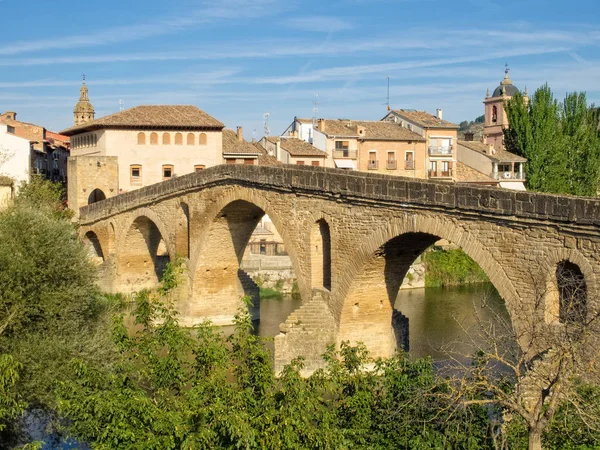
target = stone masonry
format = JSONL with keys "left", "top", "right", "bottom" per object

{"left": 77, "top": 164, "right": 600, "bottom": 374}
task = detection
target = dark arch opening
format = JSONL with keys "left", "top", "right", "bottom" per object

{"left": 88, "top": 188, "right": 106, "bottom": 205}
{"left": 339, "top": 232, "right": 509, "bottom": 361}
{"left": 84, "top": 231, "right": 104, "bottom": 260}
{"left": 311, "top": 219, "right": 331, "bottom": 291}
{"left": 118, "top": 216, "right": 170, "bottom": 292}
{"left": 556, "top": 260, "right": 587, "bottom": 324}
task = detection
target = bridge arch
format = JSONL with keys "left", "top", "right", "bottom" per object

{"left": 115, "top": 209, "right": 174, "bottom": 293}
{"left": 310, "top": 218, "right": 332, "bottom": 291}
{"left": 335, "top": 214, "right": 519, "bottom": 359}
{"left": 186, "top": 187, "right": 304, "bottom": 326}
{"left": 83, "top": 230, "right": 104, "bottom": 261}
{"left": 87, "top": 188, "right": 106, "bottom": 205}
{"left": 175, "top": 202, "right": 190, "bottom": 259}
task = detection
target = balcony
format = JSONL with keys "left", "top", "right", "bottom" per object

{"left": 428, "top": 169, "right": 453, "bottom": 179}
{"left": 386, "top": 160, "right": 397, "bottom": 170}
{"left": 428, "top": 146, "right": 453, "bottom": 156}
{"left": 333, "top": 150, "right": 357, "bottom": 159}
{"left": 368, "top": 160, "right": 379, "bottom": 170}
{"left": 404, "top": 160, "right": 415, "bottom": 170}
{"left": 490, "top": 171, "right": 526, "bottom": 181}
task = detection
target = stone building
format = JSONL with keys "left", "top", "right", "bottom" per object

{"left": 61, "top": 104, "right": 225, "bottom": 211}
{"left": 73, "top": 78, "right": 95, "bottom": 125}
{"left": 483, "top": 67, "right": 529, "bottom": 149}
{"left": 382, "top": 109, "right": 459, "bottom": 181}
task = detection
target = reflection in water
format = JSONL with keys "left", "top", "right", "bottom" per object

{"left": 394, "top": 283, "right": 511, "bottom": 360}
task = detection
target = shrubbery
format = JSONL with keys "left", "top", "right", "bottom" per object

{"left": 423, "top": 248, "right": 489, "bottom": 287}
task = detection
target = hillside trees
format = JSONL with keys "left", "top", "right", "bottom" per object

{"left": 503, "top": 85, "right": 600, "bottom": 195}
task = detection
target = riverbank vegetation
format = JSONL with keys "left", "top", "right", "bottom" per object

{"left": 2, "top": 179, "right": 600, "bottom": 449}
{"left": 422, "top": 247, "right": 489, "bottom": 287}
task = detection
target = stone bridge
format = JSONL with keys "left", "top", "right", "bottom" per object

{"left": 78, "top": 165, "right": 600, "bottom": 373}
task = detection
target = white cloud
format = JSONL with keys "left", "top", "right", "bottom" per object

{"left": 285, "top": 16, "right": 354, "bottom": 33}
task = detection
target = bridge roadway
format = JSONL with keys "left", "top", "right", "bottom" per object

{"left": 78, "top": 164, "right": 600, "bottom": 373}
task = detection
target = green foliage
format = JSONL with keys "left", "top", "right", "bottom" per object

{"left": 0, "top": 354, "right": 26, "bottom": 432}
{"left": 0, "top": 178, "right": 113, "bottom": 445}
{"left": 15, "top": 176, "right": 72, "bottom": 219}
{"left": 423, "top": 248, "right": 489, "bottom": 287}
{"left": 259, "top": 287, "right": 283, "bottom": 299}
{"left": 504, "top": 85, "right": 600, "bottom": 196}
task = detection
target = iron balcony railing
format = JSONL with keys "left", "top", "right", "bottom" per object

{"left": 386, "top": 160, "right": 397, "bottom": 170}
{"left": 428, "top": 169, "right": 453, "bottom": 178}
{"left": 404, "top": 160, "right": 415, "bottom": 170}
{"left": 428, "top": 146, "right": 453, "bottom": 156}
{"left": 368, "top": 160, "right": 379, "bottom": 170}
{"left": 333, "top": 149, "right": 357, "bottom": 159}
{"left": 490, "top": 171, "right": 526, "bottom": 180}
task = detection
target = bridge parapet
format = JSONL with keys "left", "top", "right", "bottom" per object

{"left": 79, "top": 164, "right": 600, "bottom": 227}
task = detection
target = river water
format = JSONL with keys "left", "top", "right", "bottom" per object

{"left": 255, "top": 283, "right": 510, "bottom": 361}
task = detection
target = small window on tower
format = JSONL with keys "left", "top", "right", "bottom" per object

{"left": 492, "top": 105, "right": 498, "bottom": 123}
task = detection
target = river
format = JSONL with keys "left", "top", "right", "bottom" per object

{"left": 254, "top": 283, "right": 510, "bottom": 361}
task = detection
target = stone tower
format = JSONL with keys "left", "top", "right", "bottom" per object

{"left": 483, "top": 67, "right": 528, "bottom": 149}
{"left": 73, "top": 76, "right": 95, "bottom": 126}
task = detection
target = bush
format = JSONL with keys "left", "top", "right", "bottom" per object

{"left": 423, "top": 248, "right": 488, "bottom": 287}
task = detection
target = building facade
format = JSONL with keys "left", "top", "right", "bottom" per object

{"left": 382, "top": 109, "right": 459, "bottom": 181}
{"left": 61, "top": 103, "right": 225, "bottom": 211}
{"left": 0, "top": 123, "right": 31, "bottom": 205}
{"left": 260, "top": 135, "right": 328, "bottom": 166}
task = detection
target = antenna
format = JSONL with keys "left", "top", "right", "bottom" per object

{"left": 263, "top": 113, "right": 270, "bottom": 137}
{"left": 386, "top": 76, "right": 391, "bottom": 112}
{"left": 312, "top": 93, "right": 319, "bottom": 129}
{"left": 119, "top": 99, "right": 124, "bottom": 111}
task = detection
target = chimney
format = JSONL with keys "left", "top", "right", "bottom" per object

{"left": 276, "top": 137, "right": 281, "bottom": 161}
{"left": 236, "top": 126, "right": 243, "bottom": 142}
{"left": 436, "top": 109, "right": 443, "bottom": 120}
{"left": 318, "top": 119, "right": 326, "bottom": 133}
{"left": 464, "top": 132, "right": 474, "bottom": 142}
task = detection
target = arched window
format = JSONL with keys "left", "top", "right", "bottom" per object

{"left": 150, "top": 132, "right": 158, "bottom": 145}
{"left": 88, "top": 188, "right": 106, "bottom": 204}
{"left": 137, "top": 132, "right": 146, "bottom": 145}
{"left": 175, "top": 133, "right": 183, "bottom": 145}
{"left": 556, "top": 260, "right": 587, "bottom": 323}
{"left": 199, "top": 133, "right": 207, "bottom": 145}
{"left": 492, "top": 105, "right": 498, "bottom": 123}
{"left": 187, "top": 133, "right": 195, "bottom": 145}
{"left": 162, "top": 133, "right": 171, "bottom": 145}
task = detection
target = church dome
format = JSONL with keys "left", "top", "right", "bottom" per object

{"left": 73, "top": 78, "right": 95, "bottom": 125}
{"left": 492, "top": 67, "right": 519, "bottom": 97}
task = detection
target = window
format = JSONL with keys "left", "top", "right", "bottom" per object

{"left": 296, "top": 161, "right": 305, "bottom": 165}
{"left": 130, "top": 165, "right": 142, "bottom": 183}
{"left": 244, "top": 159, "right": 255, "bottom": 165}
{"left": 137, "top": 132, "right": 146, "bottom": 145}
{"left": 174, "top": 133, "right": 183, "bottom": 145}
{"left": 162, "top": 164, "right": 174, "bottom": 180}
{"left": 162, "top": 133, "right": 171, "bottom": 145}
{"left": 187, "top": 133, "right": 195, "bottom": 145}
{"left": 150, "top": 132, "right": 158, "bottom": 145}
{"left": 388, "top": 151, "right": 396, "bottom": 162}
{"left": 404, "top": 151, "right": 414, "bottom": 170}
{"left": 194, "top": 165, "right": 206, "bottom": 172}
{"left": 199, "top": 133, "right": 207, "bottom": 145}
{"left": 368, "top": 151, "right": 378, "bottom": 170}
{"left": 492, "top": 105, "right": 498, "bottom": 123}
{"left": 312, "top": 161, "right": 320, "bottom": 167}
{"left": 335, "top": 141, "right": 349, "bottom": 150}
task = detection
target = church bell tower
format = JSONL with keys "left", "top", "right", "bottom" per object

{"left": 73, "top": 75, "right": 95, "bottom": 125}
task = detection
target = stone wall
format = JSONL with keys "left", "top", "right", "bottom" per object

{"left": 68, "top": 156, "right": 118, "bottom": 214}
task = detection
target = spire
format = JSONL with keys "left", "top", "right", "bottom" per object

{"left": 486, "top": 88, "right": 490, "bottom": 99}
{"left": 74, "top": 75, "right": 95, "bottom": 125}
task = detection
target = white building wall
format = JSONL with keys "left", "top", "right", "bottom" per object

{"left": 0, "top": 124, "right": 31, "bottom": 188}
{"left": 457, "top": 144, "right": 492, "bottom": 176}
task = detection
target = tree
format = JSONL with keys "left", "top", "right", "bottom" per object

{"left": 504, "top": 85, "right": 600, "bottom": 195}
{"left": 0, "top": 178, "right": 112, "bottom": 446}
{"left": 443, "top": 268, "right": 600, "bottom": 450}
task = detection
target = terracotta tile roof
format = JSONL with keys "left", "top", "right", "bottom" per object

{"left": 455, "top": 161, "right": 498, "bottom": 184}
{"left": 60, "top": 105, "right": 224, "bottom": 135}
{"left": 46, "top": 130, "right": 70, "bottom": 143}
{"left": 222, "top": 129, "right": 262, "bottom": 155}
{"left": 389, "top": 109, "right": 459, "bottom": 129}
{"left": 266, "top": 136, "right": 327, "bottom": 157}
{"left": 458, "top": 140, "right": 527, "bottom": 163}
{"left": 314, "top": 119, "right": 424, "bottom": 141}
{"left": 252, "top": 142, "right": 282, "bottom": 166}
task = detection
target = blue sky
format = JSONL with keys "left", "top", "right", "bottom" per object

{"left": 1, "top": 0, "right": 599, "bottom": 137}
